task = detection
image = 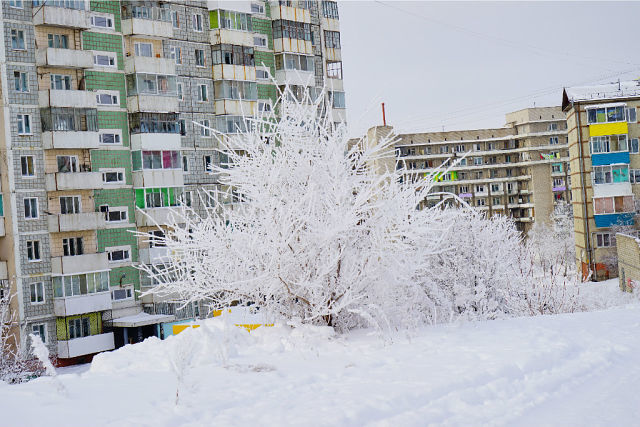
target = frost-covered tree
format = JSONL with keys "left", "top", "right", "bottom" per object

{"left": 528, "top": 201, "right": 576, "bottom": 277}
{"left": 0, "top": 290, "right": 28, "bottom": 383}
{"left": 139, "top": 88, "right": 455, "bottom": 331}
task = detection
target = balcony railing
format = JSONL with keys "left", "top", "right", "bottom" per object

{"left": 48, "top": 212, "right": 106, "bottom": 233}
{"left": 33, "top": 5, "right": 90, "bottom": 29}
{"left": 53, "top": 292, "right": 112, "bottom": 317}
{"left": 51, "top": 252, "right": 109, "bottom": 275}
{"left": 45, "top": 172, "right": 102, "bottom": 191}
{"left": 57, "top": 332, "right": 115, "bottom": 359}
{"left": 39, "top": 90, "right": 97, "bottom": 109}
{"left": 36, "top": 48, "right": 93, "bottom": 69}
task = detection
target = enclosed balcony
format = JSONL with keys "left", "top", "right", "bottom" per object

{"left": 269, "top": 2, "right": 311, "bottom": 22}
{"left": 54, "top": 292, "right": 111, "bottom": 317}
{"left": 51, "top": 252, "right": 109, "bottom": 275}
{"left": 131, "top": 133, "right": 181, "bottom": 151}
{"left": 124, "top": 56, "right": 176, "bottom": 75}
{"left": 133, "top": 170, "right": 184, "bottom": 189}
{"left": 135, "top": 207, "right": 183, "bottom": 227}
{"left": 39, "top": 90, "right": 97, "bottom": 109}
{"left": 139, "top": 246, "right": 170, "bottom": 265}
{"left": 126, "top": 74, "right": 178, "bottom": 113}
{"left": 45, "top": 172, "right": 102, "bottom": 191}
{"left": 33, "top": 5, "right": 90, "bottom": 29}
{"left": 48, "top": 212, "right": 106, "bottom": 233}
{"left": 36, "top": 48, "right": 93, "bottom": 69}
{"left": 57, "top": 332, "right": 115, "bottom": 359}
{"left": 122, "top": 19, "right": 173, "bottom": 38}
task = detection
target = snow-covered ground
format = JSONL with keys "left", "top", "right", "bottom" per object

{"left": 2, "top": 280, "right": 639, "bottom": 427}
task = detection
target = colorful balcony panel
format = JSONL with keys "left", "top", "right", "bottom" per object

{"left": 589, "top": 121, "right": 628, "bottom": 137}
{"left": 594, "top": 212, "right": 635, "bottom": 228}
{"left": 591, "top": 151, "right": 630, "bottom": 166}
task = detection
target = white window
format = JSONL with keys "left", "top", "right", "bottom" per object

{"left": 57, "top": 155, "right": 78, "bottom": 173}
{"left": 629, "top": 169, "right": 640, "bottom": 184}
{"left": 62, "top": 237, "right": 84, "bottom": 256}
{"left": 549, "top": 136, "right": 559, "bottom": 145}
{"left": 552, "top": 163, "right": 562, "bottom": 173}
{"left": 256, "top": 68, "right": 270, "bottom": 80}
{"left": 182, "top": 191, "right": 193, "bottom": 207}
{"left": 473, "top": 157, "right": 482, "bottom": 165}
{"left": 553, "top": 178, "right": 564, "bottom": 187}
{"left": 68, "top": 317, "right": 90, "bottom": 339}
{"left": 454, "top": 144, "right": 465, "bottom": 153}
{"left": 111, "top": 287, "right": 133, "bottom": 301}
{"left": 31, "top": 324, "right": 46, "bottom": 343}
{"left": 327, "top": 61, "right": 342, "bottom": 79}
{"left": 169, "top": 46, "right": 182, "bottom": 65}
{"left": 96, "top": 92, "right": 119, "bottom": 106}
{"left": 548, "top": 123, "right": 558, "bottom": 131}
{"left": 50, "top": 74, "right": 72, "bottom": 90}
{"left": 30, "top": 282, "right": 44, "bottom": 304}
{"left": 627, "top": 107, "right": 637, "bottom": 123}
{"left": 177, "top": 82, "right": 184, "bottom": 100}
{"left": 192, "top": 14, "right": 203, "bottom": 32}
{"left": 492, "top": 197, "right": 501, "bottom": 206}
{"left": 595, "top": 232, "right": 614, "bottom": 248}
{"left": 107, "top": 246, "right": 131, "bottom": 264}
{"left": 99, "top": 132, "right": 122, "bottom": 145}
{"left": 9, "top": 0, "right": 23, "bottom": 9}
{"left": 251, "top": 3, "right": 264, "bottom": 14}
{"left": 630, "top": 138, "right": 639, "bottom": 154}
{"left": 204, "top": 155, "right": 212, "bottom": 172}
{"left": 171, "top": 10, "right": 180, "bottom": 28}
{"left": 11, "top": 29, "right": 25, "bottom": 50}
{"left": 182, "top": 155, "right": 189, "bottom": 172}
{"left": 100, "top": 205, "right": 128, "bottom": 223}
{"left": 258, "top": 100, "right": 272, "bottom": 113}
{"left": 27, "top": 240, "right": 40, "bottom": 261}
{"left": 476, "top": 198, "right": 486, "bottom": 206}
{"left": 93, "top": 53, "right": 116, "bottom": 68}
{"left": 59, "top": 196, "right": 81, "bottom": 214}
{"left": 200, "top": 120, "right": 211, "bottom": 137}
{"left": 14, "top": 71, "right": 28, "bottom": 92}
{"left": 475, "top": 185, "right": 485, "bottom": 193}
{"left": 91, "top": 15, "right": 114, "bottom": 29}
{"left": 197, "top": 83, "right": 208, "bottom": 102}
{"left": 439, "top": 146, "right": 449, "bottom": 154}
{"left": 17, "top": 114, "right": 31, "bottom": 135}
{"left": 24, "top": 197, "right": 38, "bottom": 219}
{"left": 459, "top": 186, "right": 469, "bottom": 193}
{"left": 134, "top": 42, "right": 153, "bottom": 58}
{"left": 195, "top": 49, "right": 205, "bottom": 67}
{"left": 491, "top": 184, "right": 500, "bottom": 192}
{"left": 21, "top": 155, "right": 35, "bottom": 177}
{"left": 102, "top": 169, "right": 125, "bottom": 184}
{"left": 253, "top": 35, "right": 267, "bottom": 47}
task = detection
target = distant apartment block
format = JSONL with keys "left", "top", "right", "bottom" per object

{"left": 562, "top": 81, "right": 640, "bottom": 280}
{"left": 0, "top": 0, "right": 345, "bottom": 363}
{"left": 366, "top": 107, "right": 570, "bottom": 233}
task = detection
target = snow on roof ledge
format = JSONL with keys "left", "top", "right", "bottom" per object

{"left": 111, "top": 312, "right": 176, "bottom": 328}
{"left": 563, "top": 80, "right": 640, "bottom": 109}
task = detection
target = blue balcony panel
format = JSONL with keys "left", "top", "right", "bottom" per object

{"left": 594, "top": 212, "right": 635, "bottom": 228}
{"left": 591, "top": 151, "right": 630, "bottom": 166}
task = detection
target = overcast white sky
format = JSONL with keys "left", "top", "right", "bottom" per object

{"left": 338, "top": 1, "right": 640, "bottom": 137}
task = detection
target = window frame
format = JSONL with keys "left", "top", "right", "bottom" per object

{"left": 26, "top": 240, "right": 41, "bottom": 262}
{"left": 24, "top": 197, "right": 38, "bottom": 219}
{"left": 30, "top": 282, "right": 45, "bottom": 304}
{"left": 17, "top": 113, "right": 32, "bottom": 135}
{"left": 21, "top": 155, "right": 35, "bottom": 178}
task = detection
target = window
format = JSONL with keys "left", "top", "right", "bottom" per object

{"left": 169, "top": 46, "right": 182, "bottom": 65}
{"left": 171, "top": 10, "right": 179, "bottom": 28}
{"left": 492, "top": 197, "right": 501, "bottom": 206}
{"left": 475, "top": 171, "right": 483, "bottom": 179}
{"left": 322, "top": 1, "right": 339, "bottom": 19}
{"left": 454, "top": 145, "right": 465, "bottom": 153}
{"left": 11, "top": 29, "right": 25, "bottom": 50}
{"left": 327, "top": 61, "right": 342, "bottom": 79}
{"left": 27, "top": 240, "right": 40, "bottom": 261}
{"left": 200, "top": 120, "right": 211, "bottom": 137}
{"left": 9, "top": 0, "right": 23, "bottom": 8}
{"left": 553, "top": 178, "right": 564, "bottom": 187}
{"left": 630, "top": 138, "right": 639, "bottom": 154}
{"left": 192, "top": 13, "right": 203, "bottom": 32}
{"left": 593, "top": 165, "right": 629, "bottom": 184}
{"left": 491, "top": 184, "right": 500, "bottom": 192}
{"left": 94, "top": 53, "right": 116, "bottom": 67}
{"left": 594, "top": 196, "right": 634, "bottom": 214}
{"left": 102, "top": 170, "right": 125, "bottom": 184}
{"left": 587, "top": 105, "right": 625, "bottom": 124}
{"left": 475, "top": 185, "right": 485, "bottom": 193}
{"left": 107, "top": 247, "right": 131, "bottom": 263}
{"left": 630, "top": 169, "right": 640, "bottom": 184}
{"left": 258, "top": 100, "right": 272, "bottom": 113}
{"left": 211, "top": 44, "right": 255, "bottom": 67}
{"left": 476, "top": 199, "right": 486, "bottom": 206}
{"left": 62, "top": 237, "right": 83, "bottom": 256}
{"left": 274, "top": 53, "right": 313, "bottom": 72}
{"left": 548, "top": 123, "right": 558, "bottom": 131}
{"left": 47, "top": 33, "right": 68, "bottom": 49}
{"left": 90, "top": 15, "right": 114, "bottom": 29}
{"left": 177, "top": 82, "right": 183, "bottom": 101}
{"left": 251, "top": 3, "right": 265, "bottom": 14}
{"left": 52, "top": 271, "right": 109, "bottom": 298}
{"left": 627, "top": 107, "right": 637, "bottom": 123}
{"left": 439, "top": 146, "right": 449, "bottom": 154}
{"left": 14, "top": 71, "right": 28, "bottom": 92}
{"left": 17, "top": 114, "right": 31, "bottom": 135}
{"left": 272, "top": 19, "right": 308, "bottom": 40}
{"left": 99, "top": 132, "right": 121, "bottom": 145}
{"left": 459, "top": 185, "right": 469, "bottom": 193}
{"left": 505, "top": 155, "right": 511, "bottom": 163}
{"left": 182, "top": 191, "right": 193, "bottom": 207}
{"left": 112, "top": 287, "right": 133, "bottom": 301}
{"left": 96, "top": 92, "right": 118, "bottom": 105}
{"left": 218, "top": 11, "right": 252, "bottom": 31}
{"left": 324, "top": 31, "right": 341, "bottom": 48}
{"left": 68, "top": 317, "right": 90, "bottom": 340}
{"left": 50, "top": 74, "right": 72, "bottom": 90}
{"left": 473, "top": 157, "right": 482, "bottom": 165}
{"left": 24, "top": 197, "right": 38, "bottom": 219}
{"left": 182, "top": 155, "right": 189, "bottom": 172}
{"left": 100, "top": 205, "right": 128, "bottom": 222}
{"left": 142, "top": 151, "right": 180, "bottom": 169}
{"left": 31, "top": 324, "right": 46, "bottom": 343}
{"left": 253, "top": 35, "right": 267, "bottom": 48}
{"left": 197, "top": 83, "right": 208, "bottom": 102}
{"left": 549, "top": 136, "right": 559, "bottom": 145}
{"left": 330, "top": 91, "right": 345, "bottom": 109}
{"left": 256, "top": 68, "right": 269, "bottom": 80}
{"left": 595, "top": 232, "right": 615, "bottom": 248}
{"left": 21, "top": 156, "right": 35, "bottom": 177}
{"left": 195, "top": 49, "right": 205, "bottom": 67}
{"left": 134, "top": 42, "right": 153, "bottom": 58}
{"left": 179, "top": 119, "right": 186, "bottom": 136}
{"left": 59, "top": 196, "right": 81, "bottom": 214}
{"left": 204, "top": 155, "right": 212, "bottom": 172}
{"left": 30, "top": 282, "right": 44, "bottom": 304}
{"left": 552, "top": 163, "right": 562, "bottom": 173}
{"left": 126, "top": 73, "right": 178, "bottom": 96}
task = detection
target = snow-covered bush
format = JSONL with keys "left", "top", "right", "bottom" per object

{"left": 139, "top": 88, "right": 454, "bottom": 332}
{"left": 0, "top": 291, "right": 29, "bottom": 384}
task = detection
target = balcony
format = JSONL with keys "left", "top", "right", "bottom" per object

{"left": 324, "top": 46, "right": 342, "bottom": 62}
{"left": 36, "top": 48, "right": 93, "bottom": 69}
{"left": 140, "top": 286, "right": 181, "bottom": 304}
{"left": 274, "top": 69, "right": 315, "bottom": 87}
{"left": 214, "top": 99, "right": 256, "bottom": 116}
{"left": 42, "top": 131, "right": 100, "bottom": 150}
{"left": 133, "top": 169, "right": 184, "bottom": 189}
{"left": 139, "top": 247, "right": 170, "bottom": 265}
{"left": 209, "top": 29, "right": 254, "bottom": 47}
{"left": 57, "top": 332, "right": 115, "bottom": 359}
{"left": 51, "top": 253, "right": 109, "bottom": 275}
{"left": 273, "top": 38, "right": 313, "bottom": 55}
{"left": 124, "top": 56, "right": 176, "bottom": 75}
{"left": 33, "top": 6, "right": 90, "bottom": 29}
{"left": 53, "top": 292, "right": 111, "bottom": 317}
{"left": 135, "top": 207, "right": 183, "bottom": 227}
{"left": 122, "top": 18, "right": 173, "bottom": 39}
{"left": 591, "top": 151, "right": 630, "bottom": 166}
{"left": 131, "top": 133, "right": 181, "bottom": 151}
{"left": 269, "top": 3, "right": 311, "bottom": 22}
{"left": 45, "top": 172, "right": 102, "bottom": 192}
{"left": 48, "top": 212, "right": 106, "bottom": 233}
{"left": 594, "top": 212, "right": 636, "bottom": 228}
{"left": 39, "top": 90, "right": 97, "bottom": 109}
{"left": 127, "top": 95, "right": 179, "bottom": 114}
{"left": 212, "top": 64, "right": 256, "bottom": 81}
{"left": 593, "top": 182, "right": 633, "bottom": 199}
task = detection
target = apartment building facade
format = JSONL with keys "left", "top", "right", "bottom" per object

{"left": 562, "top": 82, "right": 640, "bottom": 281}
{"left": 0, "top": 0, "right": 345, "bottom": 363}
{"left": 367, "top": 107, "right": 569, "bottom": 233}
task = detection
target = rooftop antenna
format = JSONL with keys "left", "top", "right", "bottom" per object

{"left": 381, "top": 102, "right": 387, "bottom": 126}
{"left": 618, "top": 78, "right": 621, "bottom": 90}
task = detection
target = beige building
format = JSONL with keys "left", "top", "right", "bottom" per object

{"left": 366, "top": 107, "right": 570, "bottom": 233}
{"left": 616, "top": 233, "right": 640, "bottom": 292}
{"left": 562, "top": 82, "right": 640, "bottom": 280}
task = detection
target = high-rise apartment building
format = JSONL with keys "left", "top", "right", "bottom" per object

{"left": 562, "top": 81, "right": 640, "bottom": 281}
{"left": 0, "top": 0, "right": 345, "bottom": 363}
{"left": 366, "top": 107, "right": 569, "bottom": 233}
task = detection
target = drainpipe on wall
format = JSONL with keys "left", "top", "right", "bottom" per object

{"left": 574, "top": 102, "right": 594, "bottom": 280}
